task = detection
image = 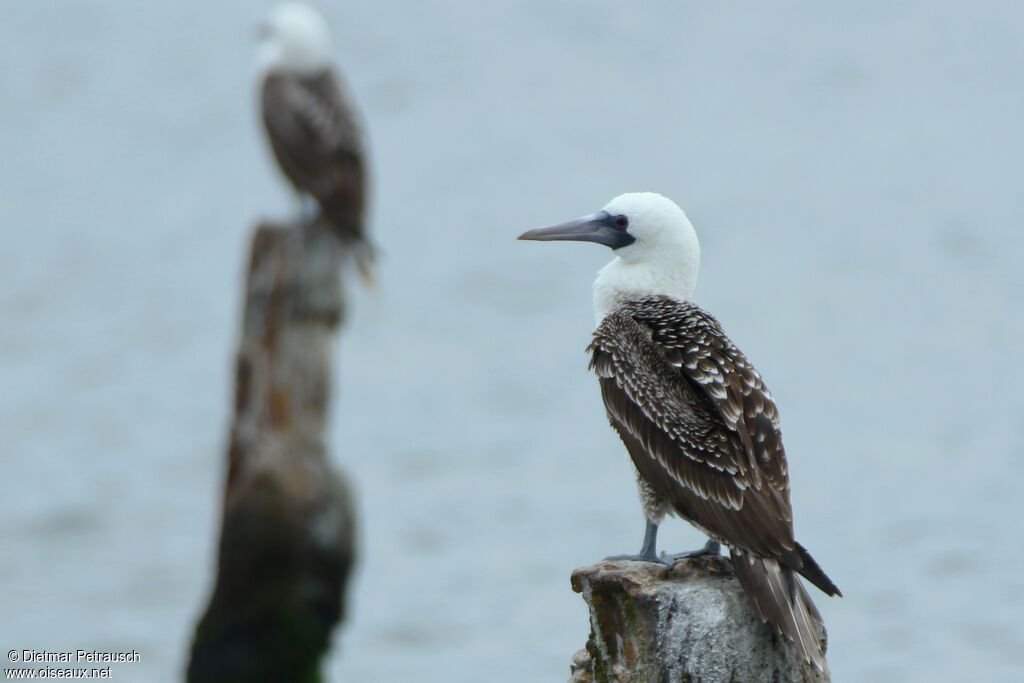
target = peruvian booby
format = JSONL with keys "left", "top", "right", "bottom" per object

{"left": 519, "top": 192, "right": 841, "bottom": 669}
{"left": 257, "top": 2, "right": 374, "bottom": 279}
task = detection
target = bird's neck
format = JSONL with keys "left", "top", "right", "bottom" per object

{"left": 259, "top": 45, "right": 331, "bottom": 76}
{"left": 593, "top": 256, "right": 698, "bottom": 322}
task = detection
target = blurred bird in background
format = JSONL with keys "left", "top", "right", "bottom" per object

{"left": 256, "top": 2, "right": 375, "bottom": 282}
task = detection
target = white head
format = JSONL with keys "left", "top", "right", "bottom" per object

{"left": 519, "top": 192, "right": 701, "bottom": 319}
{"left": 257, "top": 2, "right": 332, "bottom": 73}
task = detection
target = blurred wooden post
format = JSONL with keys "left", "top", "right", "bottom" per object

{"left": 187, "top": 219, "right": 357, "bottom": 683}
{"left": 569, "top": 556, "right": 829, "bottom": 683}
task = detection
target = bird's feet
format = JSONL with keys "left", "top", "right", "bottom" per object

{"left": 602, "top": 519, "right": 674, "bottom": 566}
{"left": 299, "top": 195, "right": 320, "bottom": 227}
{"left": 603, "top": 551, "right": 675, "bottom": 567}
{"left": 659, "top": 539, "right": 721, "bottom": 564}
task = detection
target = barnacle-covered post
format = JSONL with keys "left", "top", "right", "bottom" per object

{"left": 569, "top": 557, "right": 830, "bottom": 683}
{"left": 186, "top": 218, "right": 356, "bottom": 683}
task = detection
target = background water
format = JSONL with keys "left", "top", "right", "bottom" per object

{"left": 2, "top": 1, "right": 1023, "bottom": 681}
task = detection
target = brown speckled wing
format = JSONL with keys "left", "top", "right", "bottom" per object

{"left": 261, "top": 69, "right": 367, "bottom": 240}
{"left": 588, "top": 296, "right": 797, "bottom": 561}
{"left": 589, "top": 295, "right": 841, "bottom": 667}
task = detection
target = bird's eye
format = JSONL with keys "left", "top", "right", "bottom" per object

{"left": 615, "top": 215, "right": 629, "bottom": 229}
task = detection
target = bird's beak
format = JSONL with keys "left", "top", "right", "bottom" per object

{"left": 517, "top": 211, "right": 635, "bottom": 250}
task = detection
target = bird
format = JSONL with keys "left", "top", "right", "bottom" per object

{"left": 518, "top": 192, "right": 841, "bottom": 669}
{"left": 256, "top": 2, "right": 374, "bottom": 281}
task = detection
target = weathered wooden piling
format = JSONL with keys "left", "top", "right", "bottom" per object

{"left": 569, "top": 556, "right": 829, "bottom": 683}
{"left": 186, "top": 219, "right": 357, "bottom": 683}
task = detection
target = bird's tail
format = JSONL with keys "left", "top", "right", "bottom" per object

{"left": 347, "top": 236, "right": 378, "bottom": 287}
{"left": 314, "top": 210, "right": 378, "bottom": 286}
{"left": 731, "top": 548, "right": 829, "bottom": 672}
{"left": 794, "top": 541, "right": 842, "bottom": 597}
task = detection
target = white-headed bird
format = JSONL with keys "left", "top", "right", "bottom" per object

{"left": 520, "top": 192, "right": 841, "bottom": 669}
{"left": 257, "top": 2, "right": 374, "bottom": 280}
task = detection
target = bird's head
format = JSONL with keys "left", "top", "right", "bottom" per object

{"left": 519, "top": 191, "right": 700, "bottom": 263}
{"left": 519, "top": 192, "right": 701, "bottom": 308}
{"left": 257, "top": 2, "right": 332, "bottom": 73}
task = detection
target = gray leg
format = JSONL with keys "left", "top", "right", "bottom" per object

{"left": 661, "top": 539, "right": 721, "bottom": 563}
{"left": 300, "top": 195, "right": 320, "bottom": 226}
{"left": 604, "top": 519, "right": 674, "bottom": 566}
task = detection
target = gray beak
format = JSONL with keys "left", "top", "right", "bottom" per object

{"left": 517, "top": 211, "right": 635, "bottom": 250}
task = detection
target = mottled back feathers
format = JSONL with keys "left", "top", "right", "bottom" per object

{"left": 588, "top": 295, "right": 839, "bottom": 597}
{"left": 261, "top": 69, "right": 367, "bottom": 243}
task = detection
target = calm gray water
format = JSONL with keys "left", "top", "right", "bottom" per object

{"left": 2, "top": 1, "right": 1022, "bottom": 681}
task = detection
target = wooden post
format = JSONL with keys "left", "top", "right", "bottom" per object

{"left": 187, "top": 219, "right": 357, "bottom": 683}
{"left": 569, "top": 556, "right": 829, "bottom": 683}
